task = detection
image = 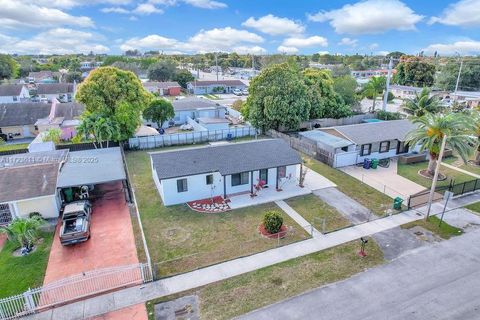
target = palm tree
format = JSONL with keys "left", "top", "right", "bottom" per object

{"left": 76, "top": 113, "right": 120, "bottom": 148}
{"left": 406, "top": 113, "right": 477, "bottom": 176}
{"left": 403, "top": 88, "right": 442, "bottom": 117}
{"left": 363, "top": 76, "right": 385, "bottom": 112}
{"left": 470, "top": 111, "right": 480, "bottom": 165}
{"left": 0, "top": 217, "right": 44, "bottom": 252}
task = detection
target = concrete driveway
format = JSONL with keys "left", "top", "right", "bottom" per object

{"left": 340, "top": 158, "right": 425, "bottom": 200}
{"left": 238, "top": 230, "right": 480, "bottom": 320}
{"left": 43, "top": 182, "right": 140, "bottom": 284}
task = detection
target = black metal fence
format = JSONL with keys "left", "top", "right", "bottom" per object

{"left": 408, "top": 178, "right": 480, "bottom": 209}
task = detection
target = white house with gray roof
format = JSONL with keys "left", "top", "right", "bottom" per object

{"left": 0, "top": 84, "right": 30, "bottom": 103}
{"left": 150, "top": 139, "right": 301, "bottom": 206}
{"left": 301, "top": 120, "right": 420, "bottom": 168}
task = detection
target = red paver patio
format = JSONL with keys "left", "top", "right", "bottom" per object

{"left": 89, "top": 303, "right": 148, "bottom": 320}
{"left": 43, "top": 182, "right": 140, "bottom": 284}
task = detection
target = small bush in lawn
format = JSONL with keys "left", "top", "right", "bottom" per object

{"left": 263, "top": 211, "right": 283, "bottom": 234}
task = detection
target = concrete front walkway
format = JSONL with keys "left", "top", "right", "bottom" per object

{"left": 29, "top": 192, "right": 480, "bottom": 320}
{"left": 441, "top": 162, "right": 480, "bottom": 179}
{"left": 340, "top": 158, "right": 425, "bottom": 200}
{"left": 275, "top": 200, "right": 321, "bottom": 237}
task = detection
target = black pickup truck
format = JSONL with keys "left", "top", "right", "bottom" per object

{"left": 59, "top": 200, "right": 92, "bottom": 246}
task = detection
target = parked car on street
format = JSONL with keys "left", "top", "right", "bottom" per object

{"left": 233, "top": 89, "right": 242, "bottom": 96}
{"left": 242, "top": 88, "right": 249, "bottom": 95}
{"left": 59, "top": 200, "right": 92, "bottom": 246}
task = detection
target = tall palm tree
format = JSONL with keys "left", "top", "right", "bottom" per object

{"left": 406, "top": 113, "right": 477, "bottom": 176}
{"left": 363, "top": 76, "right": 384, "bottom": 112}
{"left": 403, "top": 88, "right": 442, "bottom": 117}
{"left": 470, "top": 110, "right": 480, "bottom": 165}
{"left": 76, "top": 113, "right": 120, "bottom": 148}
{"left": 1, "top": 217, "right": 44, "bottom": 252}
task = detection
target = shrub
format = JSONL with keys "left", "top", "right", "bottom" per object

{"left": 263, "top": 211, "right": 283, "bottom": 234}
{"left": 376, "top": 110, "right": 402, "bottom": 120}
{"left": 28, "top": 212, "right": 42, "bottom": 219}
{"left": 0, "top": 217, "right": 45, "bottom": 252}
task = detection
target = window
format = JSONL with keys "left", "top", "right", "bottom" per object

{"left": 206, "top": 174, "right": 213, "bottom": 185}
{"left": 259, "top": 169, "right": 268, "bottom": 184}
{"left": 13, "top": 96, "right": 17, "bottom": 102}
{"left": 176, "top": 178, "right": 188, "bottom": 193}
{"left": 0, "top": 203, "right": 12, "bottom": 225}
{"left": 341, "top": 146, "right": 348, "bottom": 152}
{"left": 379, "top": 141, "right": 390, "bottom": 153}
{"left": 278, "top": 166, "right": 286, "bottom": 179}
{"left": 360, "top": 144, "right": 372, "bottom": 156}
{"left": 231, "top": 172, "right": 249, "bottom": 186}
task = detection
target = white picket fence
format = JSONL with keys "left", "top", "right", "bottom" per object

{"left": 0, "top": 263, "right": 153, "bottom": 319}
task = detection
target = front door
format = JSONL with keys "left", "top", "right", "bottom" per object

{"left": 259, "top": 169, "right": 268, "bottom": 185}
{"left": 396, "top": 141, "right": 409, "bottom": 154}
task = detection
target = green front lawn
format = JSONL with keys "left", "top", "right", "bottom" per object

{"left": 303, "top": 156, "right": 392, "bottom": 216}
{"left": 397, "top": 158, "right": 476, "bottom": 189}
{"left": 285, "top": 194, "right": 351, "bottom": 232}
{"left": 146, "top": 238, "right": 384, "bottom": 320}
{"left": 0, "top": 143, "right": 29, "bottom": 152}
{"left": 401, "top": 216, "right": 463, "bottom": 239}
{"left": 0, "top": 232, "right": 54, "bottom": 298}
{"left": 465, "top": 202, "right": 480, "bottom": 215}
{"left": 126, "top": 149, "right": 310, "bottom": 277}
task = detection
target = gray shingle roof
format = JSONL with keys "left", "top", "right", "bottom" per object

{"left": 187, "top": 80, "right": 246, "bottom": 86}
{"left": 151, "top": 139, "right": 301, "bottom": 180}
{"left": 0, "top": 150, "right": 68, "bottom": 168}
{"left": 172, "top": 97, "right": 225, "bottom": 112}
{"left": 0, "top": 163, "right": 60, "bottom": 202}
{"left": 0, "top": 84, "right": 24, "bottom": 96}
{"left": 36, "top": 83, "right": 74, "bottom": 95}
{"left": 143, "top": 81, "right": 180, "bottom": 89}
{"left": 331, "top": 120, "right": 417, "bottom": 145}
{"left": 0, "top": 103, "right": 52, "bottom": 127}
{"left": 54, "top": 102, "right": 85, "bottom": 120}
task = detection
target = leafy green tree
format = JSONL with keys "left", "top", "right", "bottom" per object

{"left": 435, "top": 60, "right": 480, "bottom": 91}
{"left": 402, "top": 88, "right": 442, "bottom": 117}
{"left": 173, "top": 69, "right": 194, "bottom": 89}
{"left": 263, "top": 211, "right": 283, "bottom": 234}
{"left": 76, "top": 67, "right": 151, "bottom": 140}
{"left": 147, "top": 60, "right": 177, "bottom": 81}
{"left": 0, "top": 54, "right": 19, "bottom": 80}
{"left": 66, "top": 71, "right": 82, "bottom": 83}
{"left": 395, "top": 57, "right": 435, "bottom": 87}
{"left": 363, "top": 76, "right": 385, "bottom": 112}
{"left": 244, "top": 63, "right": 310, "bottom": 131}
{"left": 1, "top": 217, "right": 44, "bottom": 252}
{"left": 303, "top": 68, "right": 352, "bottom": 119}
{"left": 42, "top": 128, "right": 62, "bottom": 144}
{"left": 330, "top": 65, "right": 351, "bottom": 78}
{"left": 231, "top": 99, "right": 243, "bottom": 112}
{"left": 406, "top": 113, "right": 476, "bottom": 176}
{"left": 77, "top": 112, "right": 121, "bottom": 148}
{"left": 333, "top": 75, "right": 358, "bottom": 107}
{"left": 111, "top": 61, "right": 142, "bottom": 76}
{"left": 143, "top": 98, "right": 175, "bottom": 128}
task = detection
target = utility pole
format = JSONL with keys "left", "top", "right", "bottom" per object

{"left": 252, "top": 55, "right": 255, "bottom": 71}
{"left": 425, "top": 134, "right": 448, "bottom": 220}
{"left": 382, "top": 57, "right": 393, "bottom": 112}
{"left": 454, "top": 56, "right": 463, "bottom": 101}
{"left": 215, "top": 53, "right": 219, "bottom": 81}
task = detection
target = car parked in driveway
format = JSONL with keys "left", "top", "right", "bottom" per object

{"left": 242, "top": 88, "right": 249, "bottom": 95}
{"left": 59, "top": 200, "right": 92, "bottom": 246}
{"left": 233, "top": 89, "right": 243, "bottom": 96}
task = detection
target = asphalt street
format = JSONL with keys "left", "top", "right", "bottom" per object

{"left": 238, "top": 229, "right": 480, "bottom": 320}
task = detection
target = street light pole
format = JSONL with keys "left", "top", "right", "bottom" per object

{"left": 425, "top": 134, "right": 448, "bottom": 220}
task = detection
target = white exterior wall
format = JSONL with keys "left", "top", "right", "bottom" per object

{"left": 0, "top": 96, "right": 18, "bottom": 103}
{"left": 199, "top": 122, "right": 229, "bottom": 131}
{"left": 154, "top": 164, "right": 299, "bottom": 206}
{"left": 14, "top": 194, "right": 60, "bottom": 219}
{"left": 356, "top": 147, "right": 398, "bottom": 164}
{"left": 334, "top": 151, "right": 358, "bottom": 168}
{"left": 160, "top": 172, "right": 224, "bottom": 206}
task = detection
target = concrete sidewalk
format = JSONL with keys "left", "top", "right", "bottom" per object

{"left": 275, "top": 200, "right": 322, "bottom": 237}
{"left": 28, "top": 193, "right": 480, "bottom": 320}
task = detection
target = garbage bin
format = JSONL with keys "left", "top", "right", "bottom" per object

{"left": 226, "top": 133, "right": 233, "bottom": 141}
{"left": 393, "top": 197, "right": 403, "bottom": 210}
{"left": 370, "top": 158, "right": 379, "bottom": 169}
{"left": 363, "top": 158, "right": 371, "bottom": 169}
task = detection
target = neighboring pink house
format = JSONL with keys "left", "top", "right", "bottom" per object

{"left": 35, "top": 99, "right": 84, "bottom": 141}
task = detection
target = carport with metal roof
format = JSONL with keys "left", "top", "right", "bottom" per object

{"left": 57, "top": 147, "right": 131, "bottom": 203}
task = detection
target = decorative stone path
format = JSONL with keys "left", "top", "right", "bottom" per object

{"left": 188, "top": 196, "right": 231, "bottom": 213}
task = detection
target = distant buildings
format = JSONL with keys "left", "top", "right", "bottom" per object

{"left": 143, "top": 81, "right": 181, "bottom": 96}
{"left": 351, "top": 69, "right": 397, "bottom": 80}
{"left": 0, "top": 84, "right": 30, "bottom": 103}
{"left": 187, "top": 80, "right": 246, "bottom": 95}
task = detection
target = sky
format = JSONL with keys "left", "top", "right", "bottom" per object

{"left": 1, "top": 0, "right": 480, "bottom": 56}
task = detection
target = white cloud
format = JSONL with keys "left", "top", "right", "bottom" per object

{"left": 0, "top": 28, "right": 109, "bottom": 55}
{"left": 133, "top": 3, "right": 163, "bottom": 14}
{"left": 129, "top": 15, "right": 138, "bottom": 21}
{"left": 376, "top": 51, "right": 389, "bottom": 56}
{"left": 26, "top": 0, "right": 132, "bottom": 9}
{"left": 277, "top": 46, "right": 299, "bottom": 54}
{"left": 307, "top": 0, "right": 423, "bottom": 34}
{"left": 282, "top": 36, "right": 328, "bottom": 48}
{"left": 120, "top": 34, "right": 178, "bottom": 51}
{"left": 429, "top": 0, "right": 480, "bottom": 26}
{"left": 233, "top": 46, "right": 267, "bottom": 55}
{"left": 338, "top": 37, "right": 358, "bottom": 46}
{"left": 242, "top": 14, "right": 305, "bottom": 36}
{"left": 422, "top": 40, "right": 480, "bottom": 55}
{"left": 183, "top": 0, "right": 227, "bottom": 9}
{"left": 317, "top": 51, "right": 329, "bottom": 55}
{"left": 101, "top": 7, "right": 130, "bottom": 13}
{"left": 120, "top": 27, "right": 263, "bottom": 53}
{"left": 0, "top": 0, "right": 94, "bottom": 29}
{"left": 369, "top": 43, "right": 379, "bottom": 50}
